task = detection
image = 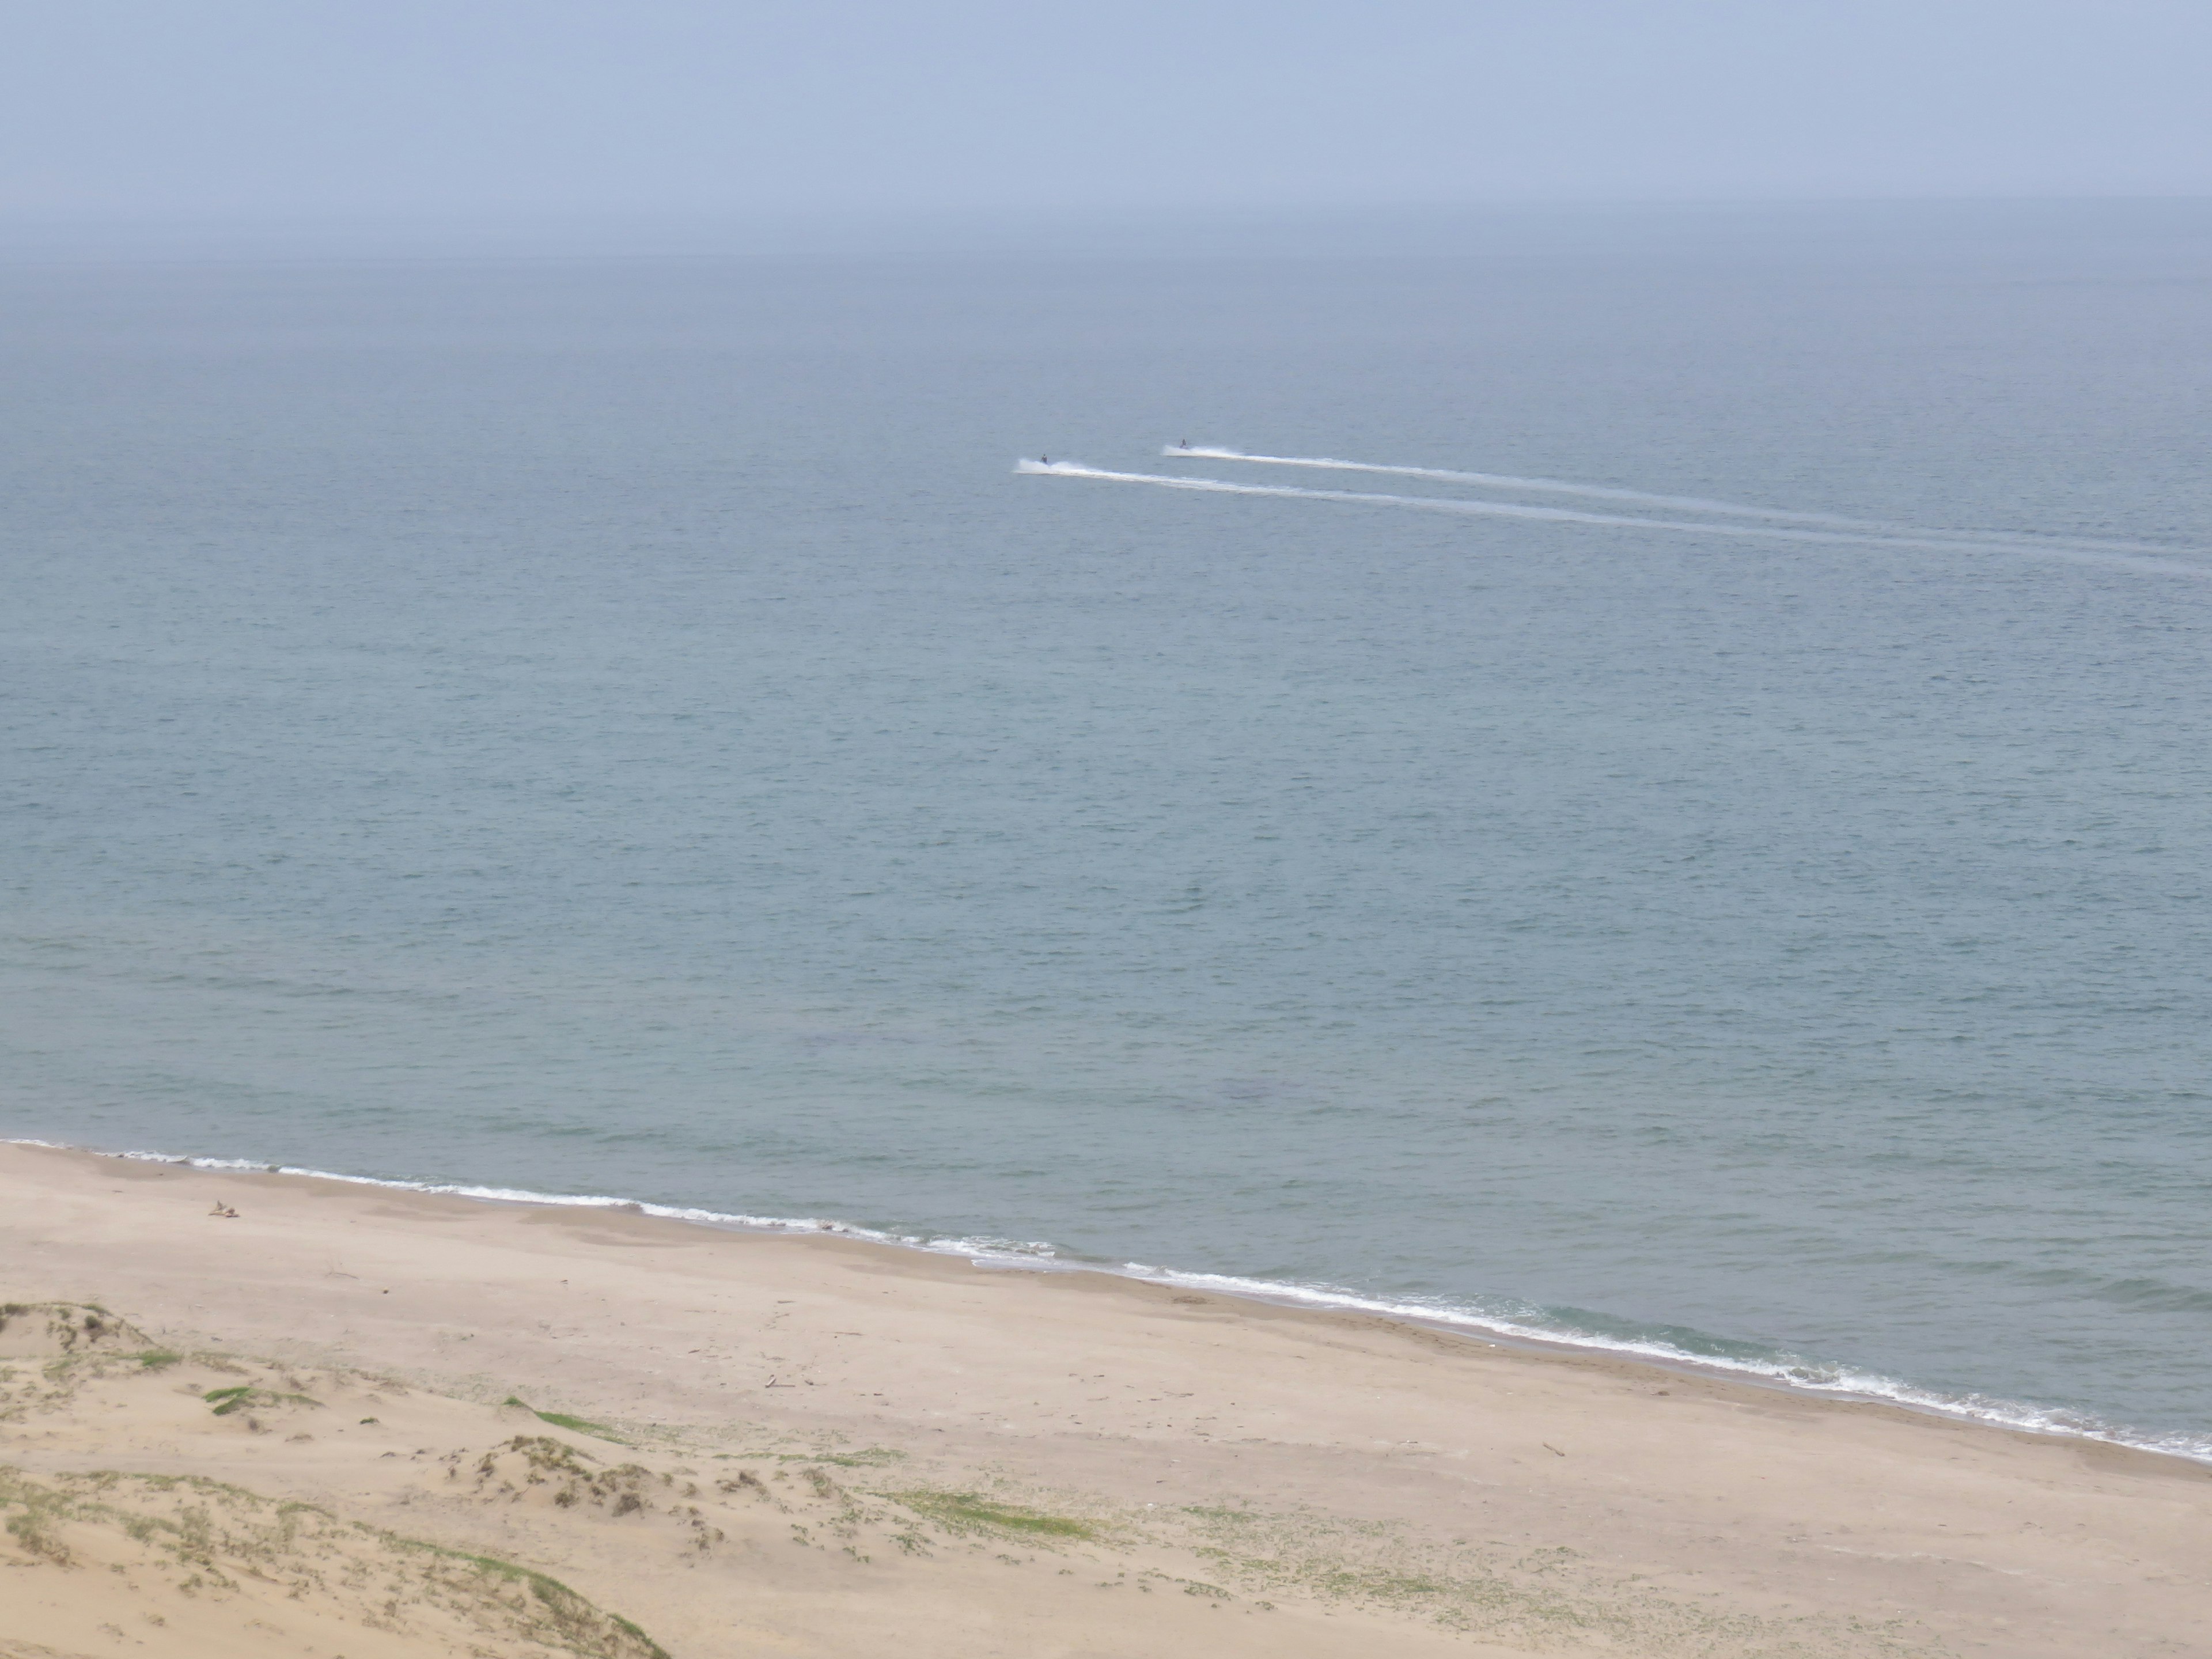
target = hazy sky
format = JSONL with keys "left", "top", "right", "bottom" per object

{"left": 5, "top": 1, "right": 2209, "bottom": 221}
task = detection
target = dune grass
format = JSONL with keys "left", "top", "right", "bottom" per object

{"left": 202, "top": 1384, "right": 321, "bottom": 1416}
{"left": 888, "top": 1489, "right": 1097, "bottom": 1541}
{"left": 502, "top": 1395, "right": 628, "bottom": 1443}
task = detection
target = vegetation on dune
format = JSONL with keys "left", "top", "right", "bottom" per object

{"left": 202, "top": 1382, "right": 321, "bottom": 1416}
{"left": 1170, "top": 1502, "right": 1935, "bottom": 1657}
{"left": 0, "top": 1305, "right": 1940, "bottom": 1658}
{"left": 887, "top": 1488, "right": 1099, "bottom": 1540}
{"left": 502, "top": 1395, "right": 629, "bottom": 1442}
{"left": 715, "top": 1445, "right": 906, "bottom": 1468}
{"left": 396, "top": 1536, "right": 673, "bottom": 1659}
{"left": 0, "top": 1463, "right": 669, "bottom": 1659}
{"left": 0, "top": 1301, "right": 152, "bottom": 1357}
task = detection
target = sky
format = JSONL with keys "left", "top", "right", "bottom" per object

{"left": 3, "top": 1, "right": 2209, "bottom": 225}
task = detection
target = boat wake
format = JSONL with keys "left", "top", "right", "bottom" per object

{"left": 1018, "top": 457, "right": 2212, "bottom": 581}
{"left": 1158, "top": 445, "right": 2195, "bottom": 559}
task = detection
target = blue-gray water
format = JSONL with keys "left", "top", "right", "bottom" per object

{"left": 5, "top": 203, "right": 2210, "bottom": 1453}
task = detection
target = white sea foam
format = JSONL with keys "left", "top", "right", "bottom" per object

{"left": 1119, "top": 1263, "right": 2212, "bottom": 1463}
{"left": 1022, "top": 459, "right": 2212, "bottom": 581}
{"left": 16, "top": 1135, "right": 2209, "bottom": 1467}
{"left": 7, "top": 1139, "right": 1061, "bottom": 1261}
{"left": 1161, "top": 445, "right": 2206, "bottom": 560}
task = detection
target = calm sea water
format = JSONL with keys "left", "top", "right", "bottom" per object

{"left": 5, "top": 203, "right": 2210, "bottom": 1452}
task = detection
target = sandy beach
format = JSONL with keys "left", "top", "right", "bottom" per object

{"left": 2, "top": 1140, "right": 2205, "bottom": 1658}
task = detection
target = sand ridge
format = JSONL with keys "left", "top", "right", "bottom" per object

{"left": 3, "top": 1141, "right": 2208, "bottom": 1657}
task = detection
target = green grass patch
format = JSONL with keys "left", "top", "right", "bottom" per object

{"left": 714, "top": 1446, "right": 906, "bottom": 1467}
{"left": 888, "top": 1490, "right": 1097, "bottom": 1541}
{"left": 812, "top": 1448, "right": 905, "bottom": 1467}
{"left": 135, "top": 1351, "right": 183, "bottom": 1370}
{"left": 203, "top": 1385, "right": 320, "bottom": 1416}
{"left": 501, "top": 1396, "right": 627, "bottom": 1443}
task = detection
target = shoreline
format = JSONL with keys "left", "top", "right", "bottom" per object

{"left": 11, "top": 1131, "right": 2205, "bottom": 1469}
{"left": 6, "top": 1135, "right": 2210, "bottom": 1657}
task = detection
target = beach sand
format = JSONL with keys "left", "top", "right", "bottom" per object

{"left": 2, "top": 1141, "right": 2205, "bottom": 1657}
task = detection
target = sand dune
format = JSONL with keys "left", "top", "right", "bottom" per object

{"left": 3, "top": 1142, "right": 2206, "bottom": 1657}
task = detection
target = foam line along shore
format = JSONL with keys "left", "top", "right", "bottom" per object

{"left": 15, "top": 1134, "right": 2206, "bottom": 1467}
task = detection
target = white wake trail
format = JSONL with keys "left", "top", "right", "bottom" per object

{"left": 1021, "top": 460, "right": 2212, "bottom": 582}
{"left": 1164, "top": 446, "right": 2197, "bottom": 560}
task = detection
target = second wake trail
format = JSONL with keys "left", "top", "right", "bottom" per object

{"left": 1162, "top": 445, "right": 2197, "bottom": 560}
{"left": 1019, "top": 458, "right": 2212, "bottom": 581}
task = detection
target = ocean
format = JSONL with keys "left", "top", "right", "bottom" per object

{"left": 5, "top": 201, "right": 2210, "bottom": 1456}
